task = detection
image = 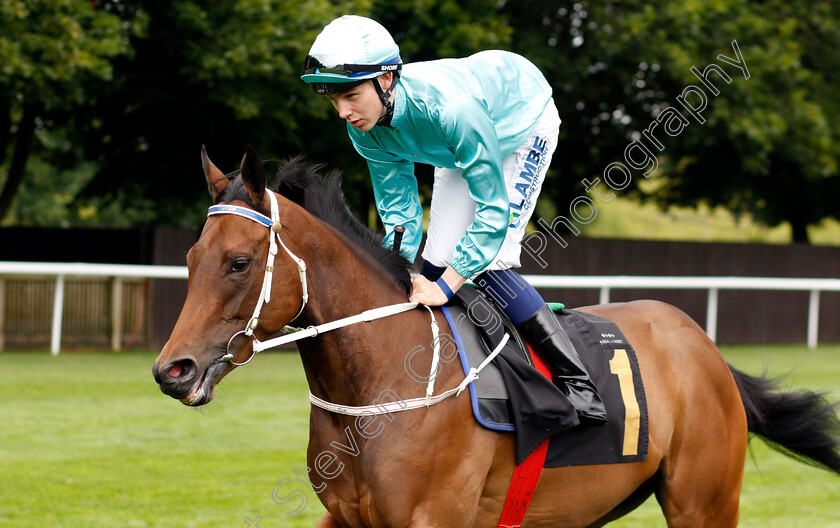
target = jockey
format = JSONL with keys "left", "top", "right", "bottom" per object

{"left": 301, "top": 15, "right": 606, "bottom": 424}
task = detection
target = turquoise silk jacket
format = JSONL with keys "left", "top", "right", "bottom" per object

{"left": 347, "top": 50, "right": 552, "bottom": 278}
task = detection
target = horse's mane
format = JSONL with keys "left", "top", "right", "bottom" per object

{"left": 221, "top": 157, "right": 412, "bottom": 294}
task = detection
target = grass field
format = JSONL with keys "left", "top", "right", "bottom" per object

{"left": 1, "top": 344, "right": 839, "bottom": 527}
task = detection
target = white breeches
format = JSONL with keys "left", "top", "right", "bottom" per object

{"left": 421, "top": 98, "right": 560, "bottom": 274}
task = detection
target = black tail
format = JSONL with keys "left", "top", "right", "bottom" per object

{"left": 729, "top": 365, "right": 840, "bottom": 474}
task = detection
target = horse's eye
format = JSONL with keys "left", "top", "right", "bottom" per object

{"left": 230, "top": 258, "right": 251, "bottom": 273}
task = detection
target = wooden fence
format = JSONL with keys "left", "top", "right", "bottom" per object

{"left": 0, "top": 276, "right": 148, "bottom": 350}
{"left": 0, "top": 227, "right": 838, "bottom": 350}
{"left": 1, "top": 261, "right": 840, "bottom": 353}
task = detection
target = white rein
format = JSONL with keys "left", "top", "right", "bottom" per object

{"left": 207, "top": 190, "right": 508, "bottom": 415}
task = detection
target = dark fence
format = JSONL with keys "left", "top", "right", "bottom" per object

{"left": 1, "top": 227, "right": 838, "bottom": 349}
{"left": 518, "top": 237, "right": 840, "bottom": 344}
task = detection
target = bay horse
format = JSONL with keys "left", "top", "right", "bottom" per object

{"left": 153, "top": 146, "right": 840, "bottom": 527}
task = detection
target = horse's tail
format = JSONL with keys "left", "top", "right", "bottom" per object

{"left": 728, "top": 365, "right": 840, "bottom": 475}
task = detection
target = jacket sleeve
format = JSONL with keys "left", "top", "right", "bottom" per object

{"left": 365, "top": 157, "right": 424, "bottom": 263}
{"left": 439, "top": 93, "right": 510, "bottom": 278}
{"left": 350, "top": 129, "right": 424, "bottom": 262}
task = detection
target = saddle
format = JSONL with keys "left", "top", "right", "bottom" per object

{"left": 443, "top": 287, "right": 649, "bottom": 468}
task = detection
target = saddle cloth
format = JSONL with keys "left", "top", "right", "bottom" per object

{"left": 442, "top": 288, "right": 649, "bottom": 468}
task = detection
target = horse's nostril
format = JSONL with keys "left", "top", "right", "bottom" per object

{"left": 157, "top": 359, "right": 196, "bottom": 385}
{"left": 169, "top": 363, "right": 184, "bottom": 378}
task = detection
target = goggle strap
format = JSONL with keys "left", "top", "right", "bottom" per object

{"left": 342, "top": 63, "right": 402, "bottom": 73}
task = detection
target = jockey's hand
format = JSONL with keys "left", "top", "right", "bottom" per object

{"left": 409, "top": 275, "right": 448, "bottom": 306}
{"left": 409, "top": 267, "right": 469, "bottom": 306}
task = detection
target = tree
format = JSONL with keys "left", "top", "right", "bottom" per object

{"left": 656, "top": 1, "right": 840, "bottom": 243}
{"left": 5, "top": 0, "right": 837, "bottom": 243}
{"left": 67, "top": 0, "right": 375, "bottom": 227}
{"left": 0, "top": 0, "right": 137, "bottom": 223}
{"left": 505, "top": 0, "right": 840, "bottom": 243}
{"left": 65, "top": 0, "right": 512, "bottom": 226}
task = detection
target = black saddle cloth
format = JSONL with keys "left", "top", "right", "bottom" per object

{"left": 444, "top": 287, "right": 649, "bottom": 467}
{"left": 445, "top": 287, "right": 578, "bottom": 464}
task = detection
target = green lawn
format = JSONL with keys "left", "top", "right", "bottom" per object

{"left": 0, "top": 344, "right": 838, "bottom": 527}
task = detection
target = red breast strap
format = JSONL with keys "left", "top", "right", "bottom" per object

{"left": 496, "top": 345, "right": 551, "bottom": 528}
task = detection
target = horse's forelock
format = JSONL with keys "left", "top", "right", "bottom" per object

{"left": 216, "top": 174, "right": 269, "bottom": 215}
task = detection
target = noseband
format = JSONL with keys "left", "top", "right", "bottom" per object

{"left": 207, "top": 190, "right": 308, "bottom": 365}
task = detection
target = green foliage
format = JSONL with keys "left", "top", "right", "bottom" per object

{"left": 0, "top": 0, "right": 141, "bottom": 224}
{"left": 172, "top": 0, "right": 365, "bottom": 122}
{"left": 638, "top": 1, "right": 840, "bottom": 243}
{"left": 70, "top": 0, "right": 376, "bottom": 225}
{"left": 505, "top": 1, "right": 840, "bottom": 243}
{"left": 374, "top": 0, "right": 511, "bottom": 61}
{"left": 0, "top": 0, "right": 136, "bottom": 105}
{"left": 63, "top": 0, "right": 514, "bottom": 226}
{"left": 1, "top": 0, "right": 838, "bottom": 241}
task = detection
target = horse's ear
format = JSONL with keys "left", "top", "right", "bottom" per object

{"left": 202, "top": 145, "right": 229, "bottom": 201}
{"left": 240, "top": 144, "right": 266, "bottom": 206}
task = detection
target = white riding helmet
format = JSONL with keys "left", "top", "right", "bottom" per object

{"left": 301, "top": 15, "right": 402, "bottom": 96}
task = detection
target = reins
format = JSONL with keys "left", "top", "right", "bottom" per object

{"left": 207, "top": 189, "right": 421, "bottom": 368}
{"left": 207, "top": 189, "right": 509, "bottom": 415}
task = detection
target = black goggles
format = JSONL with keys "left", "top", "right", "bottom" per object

{"left": 303, "top": 55, "right": 402, "bottom": 77}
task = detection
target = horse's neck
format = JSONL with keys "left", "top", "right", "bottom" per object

{"left": 296, "top": 222, "right": 408, "bottom": 324}
{"left": 292, "top": 223, "right": 424, "bottom": 407}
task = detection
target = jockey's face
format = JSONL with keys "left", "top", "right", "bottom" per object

{"left": 327, "top": 73, "right": 392, "bottom": 132}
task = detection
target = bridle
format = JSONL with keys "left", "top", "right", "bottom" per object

{"left": 207, "top": 189, "right": 416, "bottom": 366}
{"left": 207, "top": 190, "right": 308, "bottom": 365}
{"left": 203, "top": 188, "right": 509, "bottom": 415}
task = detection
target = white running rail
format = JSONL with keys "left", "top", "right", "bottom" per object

{"left": 0, "top": 262, "right": 838, "bottom": 353}
{"left": 524, "top": 274, "right": 840, "bottom": 349}
{"left": 0, "top": 262, "right": 187, "bottom": 355}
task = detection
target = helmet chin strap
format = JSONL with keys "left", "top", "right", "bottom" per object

{"left": 373, "top": 73, "right": 398, "bottom": 127}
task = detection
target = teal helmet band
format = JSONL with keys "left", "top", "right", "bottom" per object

{"left": 301, "top": 15, "right": 402, "bottom": 95}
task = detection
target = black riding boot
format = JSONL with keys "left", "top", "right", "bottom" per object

{"left": 517, "top": 305, "right": 607, "bottom": 424}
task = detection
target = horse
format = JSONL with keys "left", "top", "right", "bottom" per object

{"left": 153, "top": 146, "right": 840, "bottom": 527}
